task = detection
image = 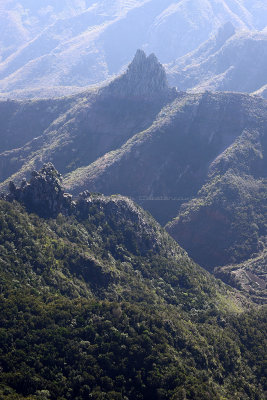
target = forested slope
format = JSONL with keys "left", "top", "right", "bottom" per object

{"left": 0, "top": 164, "right": 266, "bottom": 399}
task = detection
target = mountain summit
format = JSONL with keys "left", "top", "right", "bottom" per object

{"left": 104, "top": 49, "right": 174, "bottom": 100}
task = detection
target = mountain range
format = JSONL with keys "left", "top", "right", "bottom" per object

{"left": 167, "top": 23, "right": 267, "bottom": 97}
{"left": 0, "top": 50, "right": 266, "bottom": 302}
{"left": 1, "top": 0, "right": 267, "bottom": 97}
{"left": 1, "top": 5, "right": 267, "bottom": 397}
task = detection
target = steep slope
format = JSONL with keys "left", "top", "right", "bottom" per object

{"left": 63, "top": 92, "right": 267, "bottom": 222}
{"left": 0, "top": 54, "right": 266, "bottom": 301}
{"left": 166, "top": 126, "right": 267, "bottom": 290}
{"left": 2, "top": 163, "right": 232, "bottom": 310}
{"left": 167, "top": 27, "right": 267, "bottom": 94}
{"left": 62, "top": 91, "right": 267, "bottom": 300}
{"left": 167, "top": 22, "right": 237, "bottom": 78}
{"left": 1, "top": 0, "right": 267, "bottom": 96}
{"left": 0, "top": 95, "right": 76, "bottom": 153}
{"left": 0, "top": 50, "right": 176, "bottom": 187}
{"left": 0, "top": 164, "right": 266, "bottom": 399}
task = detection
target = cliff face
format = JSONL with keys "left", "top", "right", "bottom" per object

{"left": 166, "top": 127, "right": 267, "bottom": 272}
{"left": 0, "top": 50, "right": 266, "bottom": 302}
{"left": 63, "top": 91, "right": 267, "bottom": 221}
{"left": 3, "top": 164, "right": 170, "bottom": 259}
{"left": 6, "top": 163, "right": 73, "bottom": 218}
{"left": 103, "top": 49, "right": 175, "bottom": 100}
{"left": 61, "top": 91, "right": 267, "bottom": 301}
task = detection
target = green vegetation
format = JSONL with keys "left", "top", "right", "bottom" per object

{"left": 167, "top": 127, "right": 267, "bottom": 301}
{"left": 0, "top": 86, "right": 266, "bottom": 305}
{"left": 0, "top": 198, "right": 266, "bottom": 399}
{"left": 0, "top": 79, "right": 266, "bottom": 399}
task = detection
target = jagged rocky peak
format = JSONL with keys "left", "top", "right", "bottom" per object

{"left": 104, "top": 49, "right": 174, "bottom": 100}
{"left": 6, "top": 163, "right": 73, "bottom": 217}
{"left": 128, "top": 49, "right": 164, "bottom": 76}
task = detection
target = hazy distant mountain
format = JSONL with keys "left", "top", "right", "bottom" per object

{"left": 1, "top": 5, "right": 267, "bottom": 397}
{"left": 1, "top": 0, "right": 267, "bottom": 96}
{"left": 167, "top": 24, "right": 267, "bottom": 96}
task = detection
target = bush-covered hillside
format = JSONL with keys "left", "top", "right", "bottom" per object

{"left": 0, "top": 166, "right": 266, "bottom": 399}
{"left": 166, "top": 127, "right": 267, "bottom": 298}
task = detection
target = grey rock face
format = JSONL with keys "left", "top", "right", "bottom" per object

{"left": 6, "top": 163, "right": 73, "bottom": 217}
{"left": 103, "top": 50, "right": 176, "bottom": 100}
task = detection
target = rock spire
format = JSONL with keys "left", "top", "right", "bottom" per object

{"left": 103, "top": 49, "right": 175, "bottom": 100}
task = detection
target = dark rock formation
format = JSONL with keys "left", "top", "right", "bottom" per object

{"left": 3, "top": 163, "right": 154, "bottom": 249}
{"left": 3, "top": 163, "right": 174, "bottom": 261}
{"left": 5, "top": 163, "right": 73, "bottom": 217}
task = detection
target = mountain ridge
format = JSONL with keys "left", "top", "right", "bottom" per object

{"left": 0, "top": 50, "right": 176, "bottom": 190}
{"left": 0, "top": 51, "right": 266, "bottom": 303}
{"left": 1, "top": 0, "right": 267, "bottom": 96}
{"left": 167, "top": 28, "right": 267, "bottom": 96}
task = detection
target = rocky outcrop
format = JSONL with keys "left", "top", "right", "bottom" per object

{"left": 5, "top": 163, "right": 73, "bottom": 217}
{"left": 3, "top": 163, "right": 179, "bottom": 260}
{"left": 103, "top": 49, "right": 176, "bottom": 100}
{"left": 0, "top": 50, "right": 179, "bottom": 192}
{"left": 3, "top": 163, "right": 161, "bottom": 251}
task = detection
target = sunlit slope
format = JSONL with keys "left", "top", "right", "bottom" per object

{"left": 167, "top": 28, "right": 267, "bottom": 95}
{"left": 1, "top": 0, "right": 267, "bottom": 96}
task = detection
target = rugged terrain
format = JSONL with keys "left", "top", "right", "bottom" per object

{"left": 1, "top": 3, "right": 267, "bottom": 399}
{"left": 0, "top": 163, "right": 266, "bottom": 399}
{"left": 0, "top": 50, "right": 266, "bottom": 302}
{"left": 62, "top": 90, "right": 267, "bottom": 296}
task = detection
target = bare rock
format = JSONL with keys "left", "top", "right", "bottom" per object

{"left": 5, "top": 163, "right": 73, "bottom": 217}
{"left": 103, "top": 49, "right": 176, "bottom": 101}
